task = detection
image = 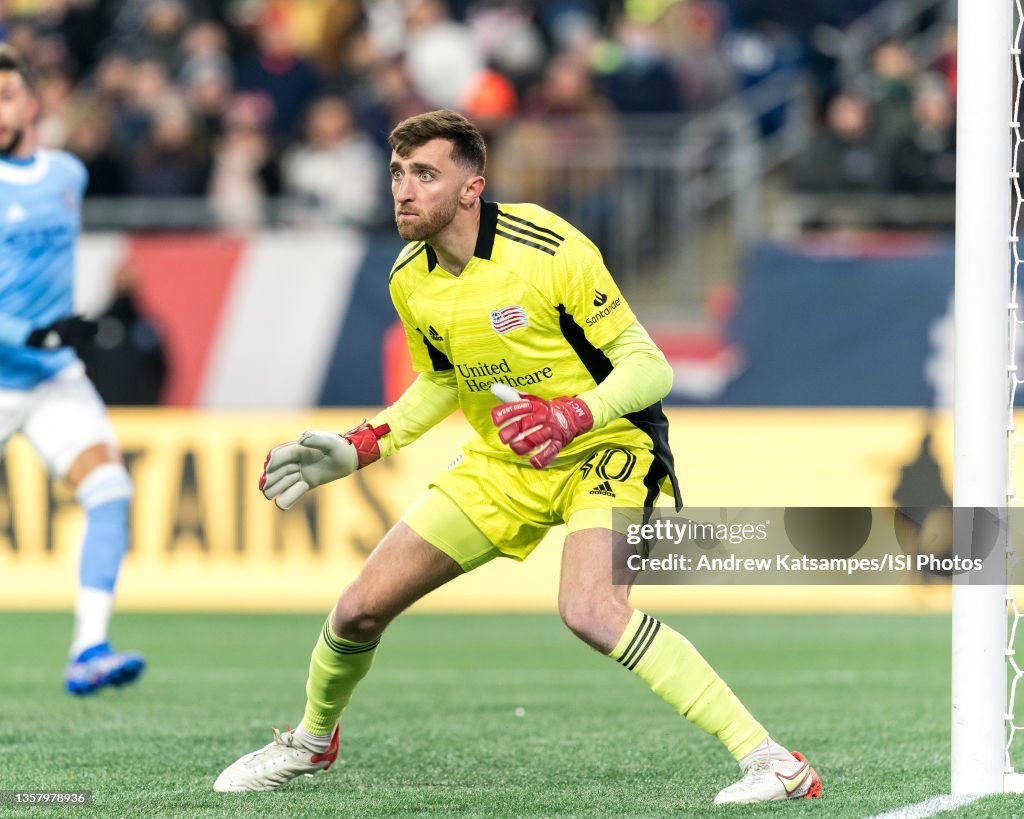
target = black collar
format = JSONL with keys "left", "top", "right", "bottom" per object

{"left": 473, "top": 199, "right": 498, "bottom": 261}
{"left": 424, "top": 199, "right": 497, "bottom": 271}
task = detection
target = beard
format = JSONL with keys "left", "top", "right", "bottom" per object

{"left": 0, "top": 127, "right": 25, "bottom": 157}
{"left": 395, "top": 195, "right": 458, "bottom": 241}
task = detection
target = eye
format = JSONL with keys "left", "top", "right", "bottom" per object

{"left": 419, "top": 170, "right": 434, "bottom": 181}
{"left": 390, "top": 169, "right": 402, "bottom": 181}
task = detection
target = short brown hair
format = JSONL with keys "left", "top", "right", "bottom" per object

{"left": 0, "top": 44, "right": 33, "bottom": 91}
{"left": 388, "top": 109, "right": 486, "bottom": 174}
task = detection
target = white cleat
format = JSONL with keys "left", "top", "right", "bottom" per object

{"left": 213, "top": 725, "right": 340, "bottom": 792}
{"left": 714, "top": 750, "right": 822, "bottom": 805}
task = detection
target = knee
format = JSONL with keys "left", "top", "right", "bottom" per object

{"left": 332, "top": 591, "right": 390, "bottom": 643}
{"left": 559, "top": 596, "right": 624, "bottom": 653}
{"left": 77, "top": 462, "right": 133, "bottom": 510}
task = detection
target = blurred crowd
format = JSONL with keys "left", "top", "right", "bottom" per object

{"left": 792, "top": 33, "right": 957, "bottom": 197}
{"left": 0, "top": 0, "right": 954, "bottom": 228}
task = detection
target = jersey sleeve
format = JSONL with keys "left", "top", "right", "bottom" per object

{"left": 74, "top": 158, "right": 88, "bottom": 197}
{"left": 369, "top": 370, "right": 460, "bottom": 458}
{"left": 577, "top": 320, "right": 673, "bottom": 429}
{"left": 0, "top": 312, "right": 32, "bottom": 347}
{"left": 60, "top": 151, "right": 89, "bottom": 197}
{"left": 553, "top": 235, "right": 637, "bottom": 349}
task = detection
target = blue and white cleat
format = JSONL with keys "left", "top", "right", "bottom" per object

{"left": 64, "top": 642, "right": 146, "bottom": 695}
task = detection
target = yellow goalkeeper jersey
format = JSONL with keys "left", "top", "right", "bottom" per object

{"left": 388, "top": 199, "right": 679, "bottom": 502}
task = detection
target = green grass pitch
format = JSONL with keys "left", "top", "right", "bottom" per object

{"left": 2, "top": 611, "right": 1023, "bottom": 817}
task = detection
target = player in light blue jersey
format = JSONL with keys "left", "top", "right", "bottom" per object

{"left": 0, "top": 45, "right": 144, "bottom": 695}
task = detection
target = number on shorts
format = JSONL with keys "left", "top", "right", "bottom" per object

{"left": 579, "top": 448, "right": 636, "bottom": 482}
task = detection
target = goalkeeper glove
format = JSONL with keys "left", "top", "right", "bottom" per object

{"left": 259, "top": 421, "right": 390, "bottom": 510}
{"left": 26, "top": 315, "right": 98, "bottom": 349}
{"left": 490, "top": 388, "right": 594, "bottom": 469}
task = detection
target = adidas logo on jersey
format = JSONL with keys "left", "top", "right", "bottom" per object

{"left": 589, "top": 481, "right": 616, "bottom": 497}
{"left": 593, "top": 290, "right": 608, "bottom": 307}
{"left": 428, "top": 326, "right": 444, "bottom": 342}
{"left": 4, "top": 202, "right": 28, "bottom": 223}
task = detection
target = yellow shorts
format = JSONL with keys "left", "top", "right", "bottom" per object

{"left": 402, "top": 446, "right": 666, "bottom": 571}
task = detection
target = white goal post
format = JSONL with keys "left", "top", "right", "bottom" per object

{"left": 952, "top": 0, "right": 1020, "bottom": 796}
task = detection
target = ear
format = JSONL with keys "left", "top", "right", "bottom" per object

{"left": 461, "top": 174, "right": 485, "bottom": 205}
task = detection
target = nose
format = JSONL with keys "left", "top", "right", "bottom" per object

{"left": 394, "top": 175, "right": 414, "bottom": 203}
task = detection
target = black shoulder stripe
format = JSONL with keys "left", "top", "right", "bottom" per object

{"left": 400, "top": 240, "right": 427, "bottom": 262}
{"left": 495, "top": 228, "right": 556, "bottom": 256}
{"left": 497, "top": 210, "right": 565, "bottom": 242}
{"left": 496, "top": 218, "right": 561, "bottom": 248}
{"left": 389, "top": 243, "right": 425, "bottom": 282}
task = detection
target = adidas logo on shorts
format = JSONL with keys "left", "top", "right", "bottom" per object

{"left": 589, "top": 480, "right": 616, "bottom": 497}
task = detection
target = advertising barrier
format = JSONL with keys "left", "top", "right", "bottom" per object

{"left": 672, "top": 236, "right": 956, "bottom": 406}
{"left": 0, "top": 408, "right": 956, "bottom": 612}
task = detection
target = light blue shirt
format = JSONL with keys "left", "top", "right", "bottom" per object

{"left": 0, "top": 150, "right": 86, "bottom": 388}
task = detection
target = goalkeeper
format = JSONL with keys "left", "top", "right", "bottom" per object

{"left": 214, "top": 110, "right": 821, "bottom": 804}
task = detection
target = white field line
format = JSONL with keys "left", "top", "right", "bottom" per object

{"left": 867, "top": 793, "right": 985, "bottom": 819}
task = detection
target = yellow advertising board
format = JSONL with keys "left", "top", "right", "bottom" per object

{"left": 0, "top": 408, "right": 954, "bottom": 612}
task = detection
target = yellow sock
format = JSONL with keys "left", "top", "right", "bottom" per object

{"left": 610, "top": 609, "right": 767, "bottom": 760}
{"left": 301, "top": 617, "right": 379, "bottom": 735}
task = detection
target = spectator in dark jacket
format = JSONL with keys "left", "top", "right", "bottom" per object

{"left": 792, "top": 90, "right": 891, "bottom": 193}
{"left": 889, "top": 76, "right": 955, "bottom": 194}
{"left": 79, "top": 263, "right": 168, "bottom": 406}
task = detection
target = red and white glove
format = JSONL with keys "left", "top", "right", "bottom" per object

{"left": 490, "top": 383, "right": 593, "bottom": 469}
{"left": 259, "top": 421, "right": 390, "bottom": 510}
